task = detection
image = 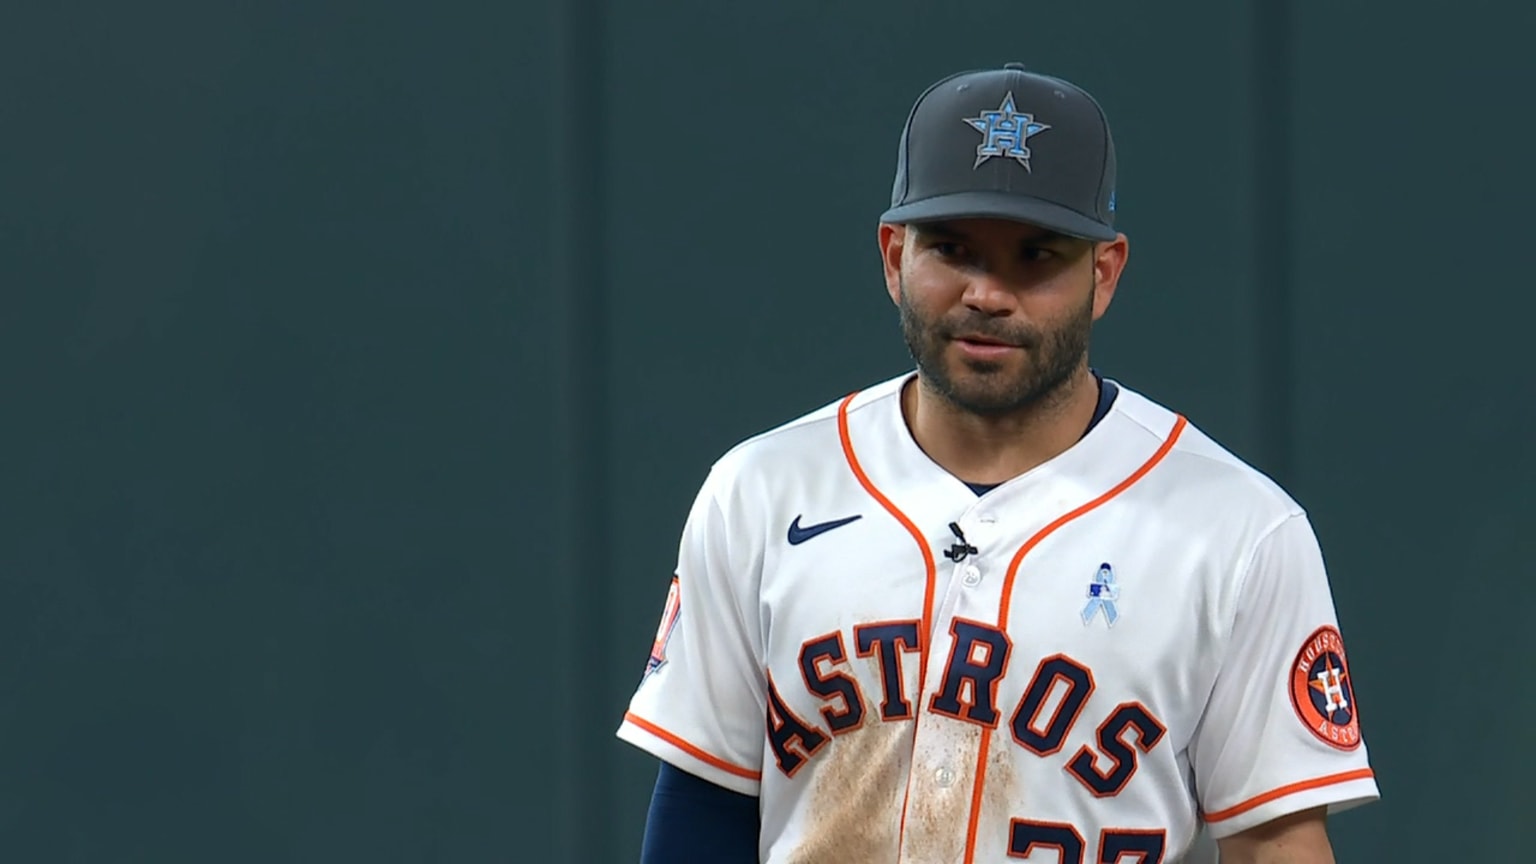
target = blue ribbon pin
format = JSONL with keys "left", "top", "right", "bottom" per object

{"left": 1081, "top": 563, "right": 1121, "bottom": 627}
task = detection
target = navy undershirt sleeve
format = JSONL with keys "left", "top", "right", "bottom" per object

{"left": 640, "top": 762, "right": 760, "bottom": 864}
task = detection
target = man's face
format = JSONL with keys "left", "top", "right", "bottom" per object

{"left": 882, "top": 218, "right": 1120, "bottom": 417}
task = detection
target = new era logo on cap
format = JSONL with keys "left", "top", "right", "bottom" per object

{"left": 880, "top": 62, "right": 1119, "bottom": 242}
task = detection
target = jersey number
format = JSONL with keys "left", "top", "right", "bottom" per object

{"left": 1010, "top": 820, "right": 1166, "bottom": 862}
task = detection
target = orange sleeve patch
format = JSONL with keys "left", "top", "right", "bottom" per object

{"left": 643, "top": 577, "right": 682, "bottom": 680}
{"left": 1289, "top": 626, "right": 1362, "bottom": 750}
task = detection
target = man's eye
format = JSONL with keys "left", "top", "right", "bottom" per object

{"left": 1022, "top": 246, "right": 1056, "bottom": 261}
{"left": 934, "top": 242, "right": 966, "bottom": 258}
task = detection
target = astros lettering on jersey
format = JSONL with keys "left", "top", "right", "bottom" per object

{"left": 617, "top": 372, "right": 1379, "bottom": 862}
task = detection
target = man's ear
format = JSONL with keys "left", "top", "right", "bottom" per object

{"left": 878, "top": 222, "right": 907, "bottom": 306}
{"left": 1090, "top": 233, "right": 1130, "bottom": 321}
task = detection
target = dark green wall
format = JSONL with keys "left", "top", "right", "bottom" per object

{"left": 2, "top": 1, "right": 1530, "bottom": 861}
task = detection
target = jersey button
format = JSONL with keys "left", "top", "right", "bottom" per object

{"left": 962, "top": 565, "right": 982, "bottom": 586}
{"left": 935, "top": 767, "right": 956, "bottom": 787}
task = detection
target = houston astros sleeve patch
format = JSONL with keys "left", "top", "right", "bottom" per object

{"left": 1289, "top": 625, "right": 1361, "bottom": 751}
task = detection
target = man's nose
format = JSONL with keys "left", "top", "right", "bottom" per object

{"left": 960, "top": 273, "right": 1018, "bottom": 316}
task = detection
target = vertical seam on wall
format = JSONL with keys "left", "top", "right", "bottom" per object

{"left": 1254, "top": 0, "right": 1293, "bottom": 484}
{"left": 552, "top": 0, "right": 607, "bottom": 858}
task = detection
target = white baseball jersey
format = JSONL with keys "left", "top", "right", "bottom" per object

{"left": 617, "top": 371, "right": 1379, "bottom": 863}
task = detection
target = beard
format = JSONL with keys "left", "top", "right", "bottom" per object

{"left": 897, "top": 275, "right": 1095, "bottom": 417}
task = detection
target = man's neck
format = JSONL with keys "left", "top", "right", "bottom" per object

{"left": 902, "top": 366, "right": 1101, "bottom": 486}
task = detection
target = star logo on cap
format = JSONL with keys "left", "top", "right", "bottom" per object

{"left": 964, "top": 92, "right": 1050, "bottom": 171}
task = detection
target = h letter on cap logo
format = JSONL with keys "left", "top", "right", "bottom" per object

{"left": 964, "top": 92, "right": 1050, "bottom": 171}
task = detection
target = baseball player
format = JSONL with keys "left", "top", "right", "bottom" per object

{"left": 617, "top": 62, "right": 1378, "bottom": 863}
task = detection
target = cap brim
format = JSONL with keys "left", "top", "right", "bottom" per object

{"left": 879, "top": 191, "right": 1117, "bottom": 242}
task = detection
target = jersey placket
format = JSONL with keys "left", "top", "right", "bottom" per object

{"left": 898, "top": 499, "right": 1011, "bottom": 863}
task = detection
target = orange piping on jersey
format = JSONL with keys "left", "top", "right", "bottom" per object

{"left": 1202, "top": 767, "right": 1376, "bottom": 823}
{"left": 962, "top": 415, "right": 1189, "bottom": 864}
{"left": 623, "top": 712, "right": 763, "bottom": 781}
{"left": 835, "top": 390, "right": 939, "bottom": 849}
{"left": 835, "top": 391, "right": 938, "bottom": 695}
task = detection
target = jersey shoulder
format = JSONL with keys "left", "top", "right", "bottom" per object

{"left": 702, "top": 372, "right": 908, "bottom": 488}
{"left": 1110, "top": 381, "right": 1307, "bottom": 524}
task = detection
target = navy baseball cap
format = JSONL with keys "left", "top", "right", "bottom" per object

{"left": 880, "top": 62, "right": 1119, "bottom": 242}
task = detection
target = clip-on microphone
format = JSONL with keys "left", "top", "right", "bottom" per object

{"left": 943, "top": 522, "right": 979, "bottom": 563}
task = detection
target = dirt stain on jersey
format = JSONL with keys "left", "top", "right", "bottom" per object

{"left": 979, "top": 737, "right": 1021, "bottom": 855}
{"left": 786, "top": 720, "right": 912, "bottom": 864}
{"left": 897, "top": 721, "right": 982, "bottom": 864}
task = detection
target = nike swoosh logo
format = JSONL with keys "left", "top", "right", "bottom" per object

{"left": 787, "top": 514, "right": 863, "bottom": 545}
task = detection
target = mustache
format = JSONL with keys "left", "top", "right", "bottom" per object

{"left": 935, "top": 316, "right": 1042, "bottom": 348}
